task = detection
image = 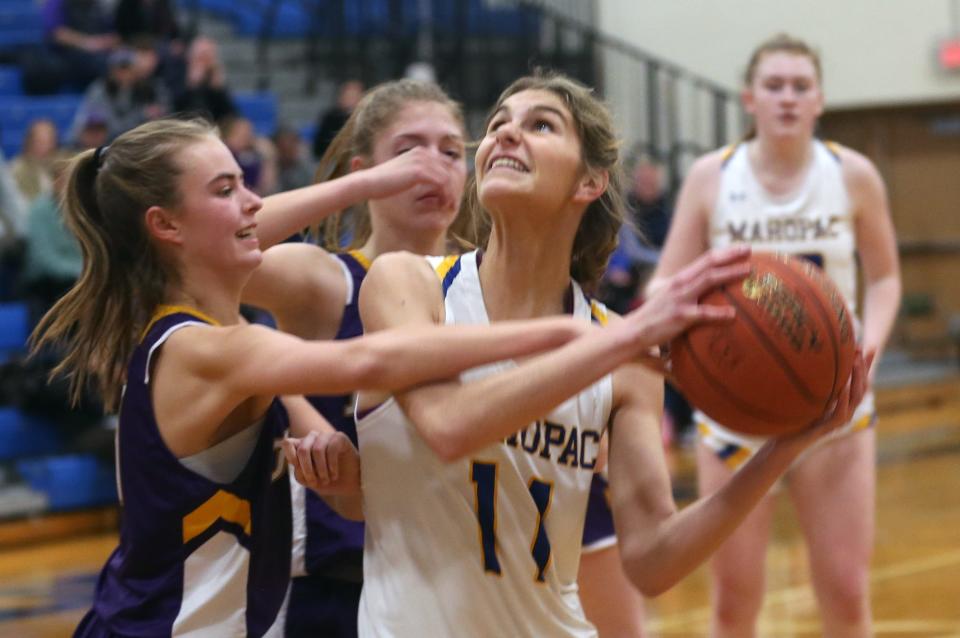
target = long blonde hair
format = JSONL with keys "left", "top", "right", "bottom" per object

{"left": 311, "top": 79, "right": 471, "bottom": 249}
{"left": 31, "top": 118, "right": 217, "bottom": 411}
{"left": 464, "top": 71, "right": 625, "bottom": 288}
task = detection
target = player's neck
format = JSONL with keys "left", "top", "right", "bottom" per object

{"left": 749, "top": 136, "right": 812, "bottom": 178}
{"left": 480, "top": 228, "right": 575, "bottom": 322}
{"left": 165, "top": 272, "right": 244, "bottom": 326}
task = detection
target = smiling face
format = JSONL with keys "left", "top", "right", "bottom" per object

{"left": 157, "top": 136, "right": 264, "bottom": 275}
{"left": 475, "top": 89, "right": 586, "bottom": 219}
{"left": 744, "top": 51, "right": 823, "bottom": 140}
{"left": 366, "top": 100, "right": 467, "bottom": 236}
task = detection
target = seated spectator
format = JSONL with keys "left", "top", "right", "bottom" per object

{"left": 173, "top": 37, "right": 236, "bottom": 124}
{"left": 221, "top": 115, "right": 276, "bottom": 195}
{"left": 312, "top": 79, "right": 363, "bottom": 160}
{"left": 0, "top": 150, "right": 28, "bottom": 299}
{"left": 115, "top": 0, "right": 188, "bottom": 95}
{"left": 68, "top": 47, "right": 171, "bottom": 144}
{"left": 273, "top": 125, "right": 314, "bottom": 193}
{"left": 19, "top": 151, "right": 80, "bottom": 327}
{"left": 115, "top": 0, "right": 182, "bottom": 48}
{"left": 23, "top": 0, "right": 120, "bottom": 94}
{"left": 70, "top": 111, "right": 110, "bottom": 151}
{"left": 11, "top": 119, "right": 60, "bottom": 205}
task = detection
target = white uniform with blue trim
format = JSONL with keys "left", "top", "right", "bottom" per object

{"left": 356, "top": 250, "right": 610, "bottom": 638}
{"left": 699, "top": 140, "right": 875, "bottom": 469}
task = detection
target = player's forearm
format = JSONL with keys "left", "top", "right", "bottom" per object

{"left": 618, "top": 437, "right": 804, "bottom": 595}
{"left": 860, "top": 275, "right": 901, "bottom": 360}
{"left": 350, "top": 317, "right": 587, "bottom": 393}
{"left": 282, "top": 395, "right": 335, "bottom": 438}
{"left": 404, "top": 325, "right": 640, "bottom": 461}
{"left": 255, "top": 171, "right": 371, "bottom": 249}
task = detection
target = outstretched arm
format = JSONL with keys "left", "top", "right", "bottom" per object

{"left": 608, "top": 349, "right": 870, "bottom": 596}
{"left": 254, "top": 147, "right": 463, "bottom": 249}
{"left": 359, "top": 248, "right": 753, "bottom": 462}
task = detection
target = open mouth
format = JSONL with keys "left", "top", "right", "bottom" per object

{"left": 487, "top": 156, "right": 529, "bottom": 173}
{"left": 236, "top": 225, "right": 257, "bottom": 240}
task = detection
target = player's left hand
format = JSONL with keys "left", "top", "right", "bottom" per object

{"left": 282, "top": 430, "right": 361, "bottom": 496}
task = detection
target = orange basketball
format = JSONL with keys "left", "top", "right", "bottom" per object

{"left": 670, "top": 252, "right": 856, "bottom": 436}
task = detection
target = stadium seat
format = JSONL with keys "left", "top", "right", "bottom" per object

{"left": 0, "top": 408, "right": 63, "bottom": 461}
{"left": 234, "top": 92, "right": 278, "bottom": 136}
{"left": 16, "top": 453, "right": 117, "bottom": 510}
{"left": 0, "top": 301, "right": 29, "bottom": 359}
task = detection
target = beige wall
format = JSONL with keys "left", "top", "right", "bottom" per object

{"left": 598, "top": 0, "right": 960, "bottom": 109}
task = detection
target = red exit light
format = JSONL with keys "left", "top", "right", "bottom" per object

{"left": 939, "top": 39, "right": 960, "bottom": 69}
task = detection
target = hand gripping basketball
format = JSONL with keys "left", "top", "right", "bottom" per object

{"left": 670, "top": 252, "right": 859, "bottom": 437}
{"left": 626, "top": 245, "right": 753, "bottom": 355}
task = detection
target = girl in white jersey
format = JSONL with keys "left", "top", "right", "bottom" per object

{"left": 353, "top": 71, "right": 870, "bottom": 638}
{"left": 650, "top": 34, "right": 901, "bottom": 637}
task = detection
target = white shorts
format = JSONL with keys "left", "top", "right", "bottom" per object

{"left": 697, "top": 390, "right": 876, "bottom": 472}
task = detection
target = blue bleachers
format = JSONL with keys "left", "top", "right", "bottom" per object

{"left": 0, "top": 408, "right": 64, "bottom": 461}
{"left": 0, "top": 94, "right": 82, "bottom": 157}
{"left": 0, "top": 301, "right": 29, "bottom": 360}
{"left": 190, "top": 0, "right": 538, "bottom": 39}
{"left": 0, "top": 66, "right": 23, "bottom": 96}
{"left": 16, "top": 454, "right": 117, "bottom": 511}
{"left": 234, "top": 92, "right": 278, "bottom": 136}
{"left": 0, "top": 4, "right": 44, "bottom": 50}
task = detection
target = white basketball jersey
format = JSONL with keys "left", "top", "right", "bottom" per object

{"left": 356, "top": 250, "right": 611, "bottom": 638}
{"left": 710, "top": 140, "right": 859, "bottom": 314}
{"left": 700, "top": 140, "right": 874, "bottom": 438}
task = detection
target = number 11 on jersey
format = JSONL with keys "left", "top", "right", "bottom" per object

{"left": 471, "top": 460, "right": 554, "bottom": 582}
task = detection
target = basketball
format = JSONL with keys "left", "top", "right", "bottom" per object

{"left": 670, "top": 252, "right": 857, "bottom": 436}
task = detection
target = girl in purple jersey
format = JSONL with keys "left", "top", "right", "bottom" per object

{"left": 245, "top": 79, "right": 469, "bottom": 638}
{"left": 31, "top": 117, "right": 617, "bottom": 637}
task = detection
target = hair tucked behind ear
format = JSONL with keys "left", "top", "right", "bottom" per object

{"left": 30, "top": 118, "right": 217, "bottom": 411}
{"left": 469, "top": 71, "right": 625, "bottom": 289}
{"left": 309, "top": 79, "right": 470, "bottom": 250}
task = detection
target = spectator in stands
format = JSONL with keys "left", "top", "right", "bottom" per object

{"left": 71, "top": 111, "right": 110, "bottom": 151}
{"left": 19, "top": 151, "right": 80, "bottom": 327}
{"left": 68, "top": 47, "right": 171, "bottom": 144}
{"left": 312, "top": 79, "right": 363, "bottom": 160}
{"left": 0, "top": 150, "right": 29, "bottom": 299}
{"left": 273, "top": 125, "right": 314, "bottom": 193}
{"left": 172, "top": 37, "right": 236, "bottom": 124}
{"left": 628, "top": 156, "right": 672, "bottom": 257}
{"left": 221, "top": 115, "right": 276, "bottom": 195}
{"left": 115, "top": 0, "right": 182, "bottom": 47}
{"left": 115, "top": 0, "right": 188, "bottom": 96}
{"left": 26, "top": 0, "right": 120, "bottom": 94}
{"left": 599, "top": 157, "right": 669, "bottom": 313}
{"left": 11, "top": 119, "right": 59, "bottom": 205}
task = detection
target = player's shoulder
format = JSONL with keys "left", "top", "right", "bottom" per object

{"left": 262, "top": 241, "right": 340, "bottom": 273}
{"left": 364, "top": 251, "right": 446, "bottom": 302}
{"left": 823, "top": 141, "right": 885, "bottom": 193}
{"left": 694, "top": 145, "right": 739, "bottom": 175}
{"left": 680, "top": 146, "right": 731, "bottom": 196}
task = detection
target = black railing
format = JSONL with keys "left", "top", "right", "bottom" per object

{"left": 185, "top": 0, "right": 744, "bottom": 185}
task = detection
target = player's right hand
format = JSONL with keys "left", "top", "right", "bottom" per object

{"left": 360, "top": 147, "right": 459, "bottom": 210}
{"left": 623, "top": 245, "right": 752, "bottom": 352}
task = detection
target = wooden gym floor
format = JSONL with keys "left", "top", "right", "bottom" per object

{"left": 1, "top": 376, "right": 958, "bottom": 637}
